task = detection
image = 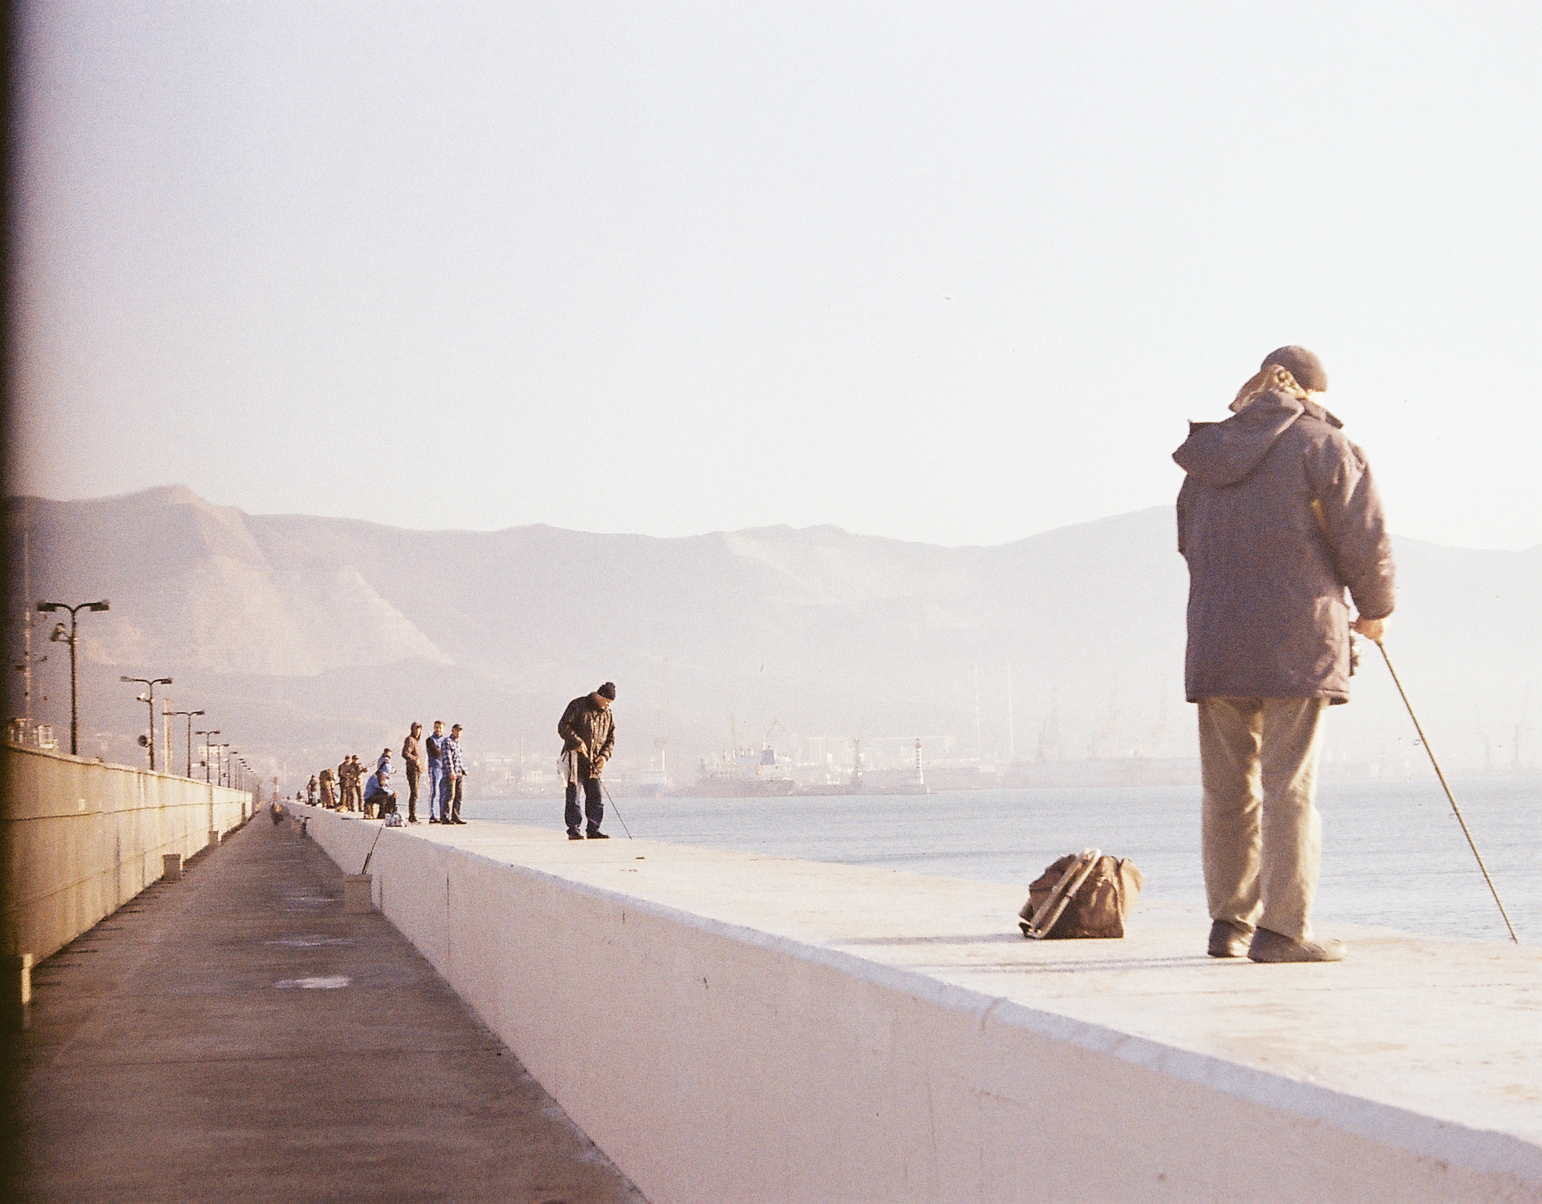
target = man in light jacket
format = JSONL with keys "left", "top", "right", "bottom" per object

{"left": 1174, "top": 346, "right": 1395, "bottom": 963}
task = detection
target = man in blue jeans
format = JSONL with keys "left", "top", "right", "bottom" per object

{"left": 425, "top": 720, "right": 446, "bottom": 823}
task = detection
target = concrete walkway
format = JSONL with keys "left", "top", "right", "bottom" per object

{"left": 6, "top": 814, "right": 647, "bottom": 1204}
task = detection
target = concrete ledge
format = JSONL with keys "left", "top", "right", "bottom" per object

{"left": 293, "top": 804, "right": 1542, "bottom": 1204}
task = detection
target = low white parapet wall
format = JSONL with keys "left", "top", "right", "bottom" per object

{"left": 296, "top": 804, "right": 1542, "bottom": 1204}
{"left": 4, "top": 746, "right": 251, "bottom": 963}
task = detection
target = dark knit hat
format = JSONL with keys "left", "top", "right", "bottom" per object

{"left": 597, "top": 682, "right": 617, "bottom": 700}
{"left": 1261, "top": 346, "right": 1327, "bottom": 392}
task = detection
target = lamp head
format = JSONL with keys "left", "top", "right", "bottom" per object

{"left": 36, "top": 601, "right": 60, "bottom": 613}
{"left": 87, "top": 600, "right": 109, "bottom": 612}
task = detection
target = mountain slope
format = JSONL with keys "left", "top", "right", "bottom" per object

{"left": 7, "top": 488, "right": 1539, "bottom": 784}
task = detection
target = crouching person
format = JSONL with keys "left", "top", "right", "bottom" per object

{"left": 363, "top": 748, "right": 396, "bottom": 820}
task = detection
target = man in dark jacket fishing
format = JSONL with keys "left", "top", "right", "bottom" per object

{"left": 1174, "top": 346, "right": 1395, "bottom": 963}
{"left": 401, "top": 722, "right": 423, "bottom": 823}
{"left": 558, "top": 683, "right": 616, "bottom": 840}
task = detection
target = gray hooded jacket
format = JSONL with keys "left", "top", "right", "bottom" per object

{"left": 1173, "top": 390, "right": 1395, "bottom": 703}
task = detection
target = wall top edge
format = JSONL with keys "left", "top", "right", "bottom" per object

{"left": 292, "top": 802, "right": 1542, "bottom": 1185}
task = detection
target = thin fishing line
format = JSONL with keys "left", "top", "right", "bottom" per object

{"left": 1374, "top": 638, "right": 1518, "bottom": 944}
{"left": 600, "top": 780, "right": 633, "bottom": 839}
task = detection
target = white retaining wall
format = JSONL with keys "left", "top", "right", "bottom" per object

{"left": 4, "top": 745, "right": 252, "bottom": 962}
{"left": 298, "top": 805, "right": 1541, "bottom": 1204}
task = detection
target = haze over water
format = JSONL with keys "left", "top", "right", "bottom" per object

{"left": 467, "top": 777, "right": 1540, "bottom": 946}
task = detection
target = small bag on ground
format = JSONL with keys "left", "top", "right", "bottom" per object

{"left": 1019, "top": 849, "right": 1144, "bottom": 939}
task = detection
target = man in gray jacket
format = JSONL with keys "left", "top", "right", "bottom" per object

{"left": 1174, "top": 346, "right": 1395, "bottom": 963}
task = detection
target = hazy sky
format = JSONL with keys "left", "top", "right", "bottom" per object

{"left": 12, "top": 2, "right": 1542, "bottom": 548}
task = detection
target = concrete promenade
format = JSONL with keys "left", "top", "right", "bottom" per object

{"left": 302, "top": 807, "right": 1542, "bottom": 1203}
{"left": 6, "top": 813, "right": 646, "bottom": 1203}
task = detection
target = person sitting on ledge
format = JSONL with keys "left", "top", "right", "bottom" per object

{"left": 363, "top": 748, "right": 396, "bottom": 820}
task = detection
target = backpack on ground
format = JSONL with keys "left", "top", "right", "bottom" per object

{"left": 1019, "top": 848, "right": 1143, "bottom": 939}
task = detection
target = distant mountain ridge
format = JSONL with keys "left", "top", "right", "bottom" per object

{"left": 8, "top": 487, "right": 1540, "bottom": 785}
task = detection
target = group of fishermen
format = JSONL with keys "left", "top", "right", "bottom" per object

{"left": 295, "top": 681, "right": 619, "bottom": 839}
{"left": 307, "top": 720, "right": 468, "bottom": 824}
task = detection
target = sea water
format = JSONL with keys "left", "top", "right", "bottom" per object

{"left": 465, "top": 777, "right": 1540, "bottom": 945}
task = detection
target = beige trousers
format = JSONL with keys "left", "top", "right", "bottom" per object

{"left": 1198, "top": 696, "right": 1328, "bottom": 942}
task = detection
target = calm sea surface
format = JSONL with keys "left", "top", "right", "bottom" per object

{"left": 464, "top": 777, "right": 1540, "bottom": 945}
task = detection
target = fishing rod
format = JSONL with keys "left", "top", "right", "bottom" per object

{"left": 600, "top": 780, "right": 633, "bottom": 840}
{"left": 1369, "top": 636, "right": 1518, "bottom": 944}
{"left": 359, "top": 818, "right": 389, "bottom": 876}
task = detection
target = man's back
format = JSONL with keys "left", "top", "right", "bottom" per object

{"left": 1175, "top": 390, "right": 1394, "bottom": 702}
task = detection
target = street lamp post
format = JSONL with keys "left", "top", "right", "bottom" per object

{"left": 120, "top": 676, "right": 173, "bottom": 771}
{"left": 196, "top": 730, "right": 220, "bottom": 782}
{"left": 167, "top": 709, "right": 205, "bottom": 777}
{"left": 216, "top": 743, "right": 231, "bottom": 787}
{"left": 36, "top": 599, "right": 110, "bottom": 756}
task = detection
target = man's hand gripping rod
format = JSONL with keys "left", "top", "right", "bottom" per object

{"left": 1362, "top": 633, "right": 1519, "bottom": 943}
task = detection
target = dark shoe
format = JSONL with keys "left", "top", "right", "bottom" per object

{"left": 428, "top": 817, "right": 439, "bottom": 824}
{"left": 567, "top": 829, "right": 584, "bottom": 841}
{"left": 1208, "top": 919, "right": 1254, "bottom": 958}
{"left": 452, "top": 817, "right": 467, "bottom": 825}
{"left": 1248, "top": 927, "right": 1346, "bottom": 963}
{"left": 586, "top": 830, "right": 609, "bottom": 839}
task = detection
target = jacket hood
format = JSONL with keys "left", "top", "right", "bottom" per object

{"left": 1172, "top": 390, "right": 1342, "bottom": 486}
